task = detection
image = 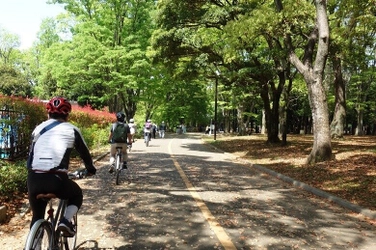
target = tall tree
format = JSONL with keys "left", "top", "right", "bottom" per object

{"left": 153, "top": 0, "right": 287, "bottom": 142}
{"left": 0, "top": 64, "right": 32, "bottom": 97}
{"left": 0, "top": 27, "right": 20, "bottom": 65}
{"left": 276, "top": 0, "right": 333, "bottom": 163}
{"left": 46, "top": 0, "right": 156, "bottom": 117}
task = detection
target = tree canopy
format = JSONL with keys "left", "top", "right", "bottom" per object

{"left": 1, "top": 0, "right": 376, "bottom": 164}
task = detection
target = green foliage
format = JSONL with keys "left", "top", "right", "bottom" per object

{"left": 80, "top": 124, "right": 109, "bottom": 149}
{"left": 0, "top": 65, "right": 33, "bottom": 97}
{"left": 0, "top": 160, "right": 28, "bottom": 197}
{"left": 0, "top": 96, "right": 115, "bottom": 161}
{"left": 0, "top": 96, "right": 46, "bottom": 159}
{"left": 0, "top": 96, "right": 114, "bottom": 196}
{"left": 36, "top": 0, "right": 156, "bottom": 118}
{"left": 69, "top": 105, "right": 114, "bottom": 129}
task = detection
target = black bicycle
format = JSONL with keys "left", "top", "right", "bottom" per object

{"left": 24, "top": 169, "right": 87, "bottom": 250}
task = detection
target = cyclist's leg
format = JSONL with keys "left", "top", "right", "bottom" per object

{"left": 61, "top": 213, "right": 77, "bottom": 249}
{"left": 58, "top": 179, "right": 83, "bottom": 237}
{"left": 109, "top": 144, "right": 116, "bottom": 172}
{"left": 109, "top": 143, "right": 117, "bottom": 165}
{"left": 27, "top": 171, "right": 60, "bottom": 227}
{"left": 121, "top": 144, "right": 128, "bottom": 169}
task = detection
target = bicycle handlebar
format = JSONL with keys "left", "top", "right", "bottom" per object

{"left": 68, "top": 168, "right": 93, "bottom": 179}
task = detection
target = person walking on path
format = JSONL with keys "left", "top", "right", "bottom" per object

{"left": 159, "top": 121, "right": 166, "bottom": 138}
{"left": 152, "top": 123, "right": 157, "bottom": 139}
{"left": 27, "top": 96, "right": 96, "bottom": 237}
{"left": 128, "top": 118, "right": 136, "bottom": 142}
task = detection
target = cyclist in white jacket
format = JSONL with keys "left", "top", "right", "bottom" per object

{"left": 27, "top": 96, "right": 96, "bottom": 237}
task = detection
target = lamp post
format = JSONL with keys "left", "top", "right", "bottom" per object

{"left": 214, "top": 70, "right": 220, "bottom": 140}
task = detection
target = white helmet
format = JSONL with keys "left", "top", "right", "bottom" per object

{"left": 130, "top": 118, "right": 134, "bottom": 123}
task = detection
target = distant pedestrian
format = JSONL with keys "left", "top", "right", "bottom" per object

{"left": 159, "top": 121, "right": 166, "bottom": 138}
{"left": 129, "top": 118, "right": 136, "bottom": 142}
{"left": 152, "top": 123, "right": 157, "bottom": 139}
{"left": 182, "top": 124, "right": 186, "bottom": 134}
{"left": 205, "top": 125, "right": 210, "bottom": 134}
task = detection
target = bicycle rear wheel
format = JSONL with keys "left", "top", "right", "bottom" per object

{"left": 59, "top": 214, "right": 77, "bottom": 250}
{"left": 145, "top": 134, "right": 149, "bottom": 147}
{"left": 25, "top": 219, "right": 53, "bottom": 250}
{"left": 115, "top": 152, "right": 121, "bottom": 185}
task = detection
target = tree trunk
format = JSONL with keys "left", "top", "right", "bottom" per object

{"left": 330, "top": 56, "right": 346, "bottom": 139}
{"left": 355, "top": 107, "right": 364, "bottom": 136}
{"left": 305, "top": 75, "right": 333, "bottom": 164}
{"left": 354, "top": 82, "right": 368, "bottom": 135}
{"left": 281, "top": 73, "right": 294, "bottom": 145}
{"left": 261, "top": 109, "right": 266, "bottom": 134}
{"left": 283, "top": 0, "right": 333, "bottom": 164}
{"left": 224, "top": 109, "right": 231, "bottom": 133}
{"left": 237, "top": 105, "right": 245, "bottom": 135}
{"left": 260, "top": 80, "right": 280, "bottom": 143}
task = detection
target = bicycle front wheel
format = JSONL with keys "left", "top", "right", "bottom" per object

{"left": 25, "top": 219, "right": 53, "bottom": 250}
{"left": 59, "top": 214, "right": 77, "bottom": 250}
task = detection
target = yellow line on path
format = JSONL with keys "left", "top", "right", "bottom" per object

{"left": 168, "top": 139, "right": 237, "bottom": 250}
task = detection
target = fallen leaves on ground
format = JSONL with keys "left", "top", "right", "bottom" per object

{"left": 209, "top": 134, "right": 376, "bottom": 212}
{"left": 2, "top": 136, "right": 376, "bottom": 226}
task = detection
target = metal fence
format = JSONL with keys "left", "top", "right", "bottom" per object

{"left": 0, "top": 107, "right": 27, "bottom": 160}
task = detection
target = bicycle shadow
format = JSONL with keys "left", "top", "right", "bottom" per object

{"left": 76, "top": 239, "right": 131, "bottom": 249}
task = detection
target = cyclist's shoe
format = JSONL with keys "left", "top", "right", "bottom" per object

{"left": 57, "top": 217, "right": 75, "bottom": 237}
{"left": 122, "top": 162, "right": 127, "bottom": 169}
{"left": 109, "top": 164, "right": 115, "bottom": 173}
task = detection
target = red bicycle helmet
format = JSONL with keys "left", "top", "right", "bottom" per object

{"left": 46, "top": 97, "right": 72, "bottom": 115}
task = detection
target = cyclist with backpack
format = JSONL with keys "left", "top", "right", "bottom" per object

{"left": 108, "top": 112, "right": 132, "bottom": 173}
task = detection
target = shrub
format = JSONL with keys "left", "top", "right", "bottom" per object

{"left": 0, "top": 160, "right": 28, "bottom": 198}
{"left": 0, "top": 96, "right": 115, "bottom": 160}
{"left": 0, "top": 96, "right": 46, "bottom": 159}
{"left": 70, "top": 105, "right": 114, "bottom": 129}
{"left": 0, "top": 96, "right": 114, "bottom": 197}
{"left": 80, "top": 124, "right": 109, "bottom": 149}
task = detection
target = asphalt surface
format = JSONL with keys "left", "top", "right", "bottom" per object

{"left": 2, "top": 132, "right": 376, "bottom": 249}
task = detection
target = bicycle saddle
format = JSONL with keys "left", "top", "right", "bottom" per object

{"left": 36, "top": 193, "right": 57, "bottom": 199}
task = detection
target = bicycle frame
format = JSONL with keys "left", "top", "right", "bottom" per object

{"left": 24, "top": 171, "right": 84, "bottom": 250}
{"left": 25, "top": 197, "right": 77, "bottom": 250}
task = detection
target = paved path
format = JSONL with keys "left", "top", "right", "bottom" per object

{"left": 2, "top": 133, "right": 376, "bottom": 249}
